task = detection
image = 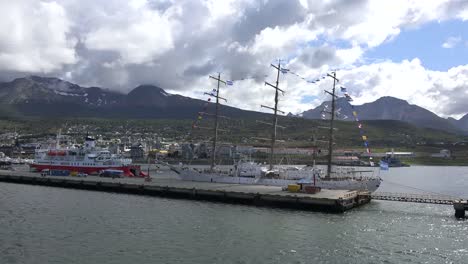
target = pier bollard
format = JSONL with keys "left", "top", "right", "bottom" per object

{"left": 455, "top": 209, "right": 465, "bottom": 218}
{"left": 453, "top": 200, "right": 467, "bottom": 218}
{"left": 253, "top": 193, "right": 261, "bottom": 205}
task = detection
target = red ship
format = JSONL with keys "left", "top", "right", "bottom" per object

{"left": 30, "top": 136, "right": 145, "bottom": 177}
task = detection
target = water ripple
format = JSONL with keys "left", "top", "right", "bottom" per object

{"left": 1, "top": 179, "right": 467, "bottom": 264}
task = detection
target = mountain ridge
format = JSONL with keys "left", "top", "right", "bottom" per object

{"left": 301, "top": 96, "right": 467, "bottom": 133}
{"left": 0, "top": 76, "right": 265, "bottom": 119}
{"left": 0, "top": 76, "right": 467, "bottom": 134}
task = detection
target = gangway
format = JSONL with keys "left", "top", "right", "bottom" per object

{"left": 372, "top": 192, "right": 456, "bottom": 205}
{"left": 371, "top": 192, "right": 467, "bottom": 218}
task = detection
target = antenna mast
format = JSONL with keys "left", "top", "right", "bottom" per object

{"left": 262, "top": 61, "right": 286, "bottom": 170}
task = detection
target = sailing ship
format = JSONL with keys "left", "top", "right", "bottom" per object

{"left": 172, "top": 63, "right": 382, "bottom": 192}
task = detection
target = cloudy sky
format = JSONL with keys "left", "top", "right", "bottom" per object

{"left": 1, "top": 0, "right": 467, "bottom": 118}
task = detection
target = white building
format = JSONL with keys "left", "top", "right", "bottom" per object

{"left": 431, "top": 149, "right": 451, "bottom": 158}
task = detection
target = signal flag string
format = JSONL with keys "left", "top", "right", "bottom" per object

{"left": 336, "top": 84, "right": 378, "bottom": 168}
{"left": 191, "top": 88, "right": 214, "bottom": 131}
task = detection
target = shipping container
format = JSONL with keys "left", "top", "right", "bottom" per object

{"left": 304, "top": 185, "right": 321, "bottom": 194}
{"left": 287, "top": 184, "right": 301, "bottom": 193}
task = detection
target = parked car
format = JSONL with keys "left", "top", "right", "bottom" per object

{"left": 40, "top": 169, "right": 70, "bottom": 177}
{"left": 99, "top": 169, "right": 124, "bottom": 178}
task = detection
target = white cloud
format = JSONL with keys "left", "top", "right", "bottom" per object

{"left": 334, "top": 59, "right": 468, "bottom": 117}
{"left": 458, "top": 7, "right": 468, "bottom": 20}
{"left": 442, "top": 36, "right": 462, "bottom": 48}
{"left": 1, "top": 0, "right": 468, "bottom": 117}
{"left": 84, "top": 1, "right": 175, "bottom": 65}
{"left": 0, "top": 0, "right": 77, "bottom": 73}
{"left": 249, "top": 24, "right": 321, "bottom": 56}
{"left": 337, "top": 0, "right": 461, "bottom": 48}
{"left": 189, "top": 58, "right": 468, "bottom": 118}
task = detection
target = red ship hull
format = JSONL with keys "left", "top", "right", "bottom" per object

{"left": 30, "top": 164, "right": 145, "bottom": 177}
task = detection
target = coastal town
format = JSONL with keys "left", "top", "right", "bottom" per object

{"left": 0, "top": 124, "right": 464, "bottom": 168}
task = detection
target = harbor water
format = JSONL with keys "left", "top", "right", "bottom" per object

{"left": 1, "top": 166, "right": 467, "bottom": 264}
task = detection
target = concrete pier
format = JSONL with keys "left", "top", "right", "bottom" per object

{"left": 0, "top": 170, "right": 371, "bottom": 213}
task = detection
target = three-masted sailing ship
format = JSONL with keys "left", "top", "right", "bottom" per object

{"left": 173, "top": 64, "right": 382, "bottom": 192}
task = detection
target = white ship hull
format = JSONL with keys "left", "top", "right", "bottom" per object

{"left": 177, "top": 168, "right": 381, "bottom": 192}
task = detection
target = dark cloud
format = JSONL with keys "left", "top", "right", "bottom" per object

{"left": 147, "top": 0, "right": 173, "bottom": 12}
{"left": 233, "top": 0, "right": 307, "bottom": 43}
{"left": 429, "top": 84, "right": 468, "bottom": 116}
{"left": 298, "top": 46, "right": 339, "bottom": 68}
{"left": 307, "top": 0, "right": 369, "bottom": 34}
{"left": 183, "top": 61, "right": 217, "bottom": 77}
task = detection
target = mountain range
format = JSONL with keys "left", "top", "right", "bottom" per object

{"left": 0, "top": 76, "right": 263, "bottom": 119}
{"left": 301, "top": 96, "right": 468, "bottom": 133}
{"left": 0, "top": 76, "right": 467, "bottom": 134}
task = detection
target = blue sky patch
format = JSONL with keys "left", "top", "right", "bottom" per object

{"left": 300, "top": 95, "right": 318, "bottom": 104}
{"left": 365, "top": 20, "right": 468, "bottom": 71}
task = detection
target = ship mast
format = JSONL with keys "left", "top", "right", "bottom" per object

{"left": 262, "top": 61, "right": 286, "bottom": 171}
{"left": 324, "top": 71, "right": 339, "bottom": 178}
{"left": 206, "top": 73, "right": 227, "bottom": 171}
{"left": 56, "top": 129, "right": 62, "bottom": 149}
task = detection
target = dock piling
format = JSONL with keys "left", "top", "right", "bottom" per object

{"left": 453, "top": 200, "right": 467, "bottom": 218}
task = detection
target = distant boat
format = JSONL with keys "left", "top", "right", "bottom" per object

{"left": 380, "top": 155, "right": 410, "bottom": 167}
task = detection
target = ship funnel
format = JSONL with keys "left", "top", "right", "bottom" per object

{"left": 84, "top": 136, "right": 96, "bottom": 149}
